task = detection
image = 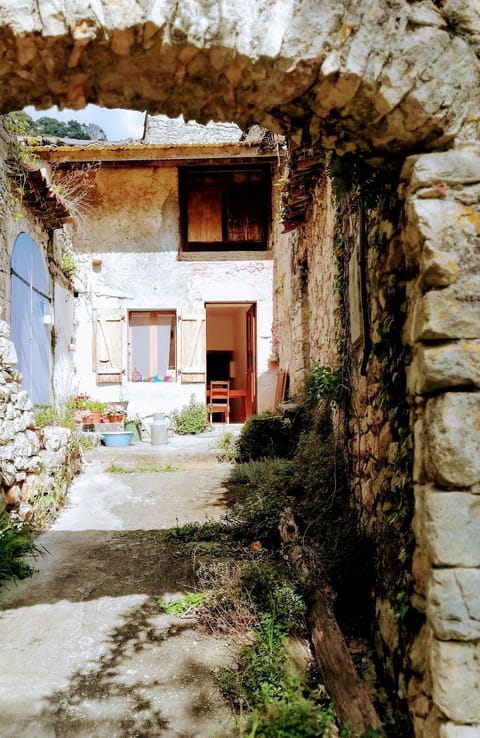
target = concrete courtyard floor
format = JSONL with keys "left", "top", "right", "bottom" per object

{"left": 0, "top": 427, "right": 242, "bottom": 738}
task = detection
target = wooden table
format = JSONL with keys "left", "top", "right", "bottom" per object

{"left": 206, "top": 388, "right": 249, "bottom": 421}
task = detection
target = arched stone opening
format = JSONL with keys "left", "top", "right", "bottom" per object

{"left": 0, "top": 3, "right": 479, "bottom": 737}
{"left": 0, "top": 1, "right": 478, "bottom": 154}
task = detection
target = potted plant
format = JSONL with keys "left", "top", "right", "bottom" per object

{"left": 102, "top": 403, "right": 126, "bottom": 423}
{"left": 67, "top": 393, "right": 91, "bottom": 422}
{"left": 124, "top": 414, "right": 142, "bottom": 441}
{"left": 83, "top": 399, "right": 106, "bottom": 424}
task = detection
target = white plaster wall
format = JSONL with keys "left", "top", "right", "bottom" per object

{"left": 52, "top": 281, "right": 76, "bottom": 407}
{"left": 69, "top": 164, "right": 274, "bottom": 420}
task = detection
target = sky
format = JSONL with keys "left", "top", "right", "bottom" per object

{"left": 24, "top": 104, "right": 146, "bottom": 142}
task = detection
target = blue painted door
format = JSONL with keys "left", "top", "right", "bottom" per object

{"left": 10, "top": 233, "right": 51, "bottom": 405}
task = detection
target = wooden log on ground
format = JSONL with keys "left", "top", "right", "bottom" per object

{"left": 279, "top": 507, "right": 383, "bottom": 736}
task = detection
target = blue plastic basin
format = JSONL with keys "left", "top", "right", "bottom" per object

{"left": 101, "top": 431, "right": 134, "bottom": 447}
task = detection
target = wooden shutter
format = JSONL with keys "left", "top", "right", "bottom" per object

{"left": 94, "top": 309, "right": 123, "bottom": 384}
{"left": 187, "top": 187, "right": 223, "bottom": 242}
{"left": 179, "top": 312, "right": 206, "bottom": 383}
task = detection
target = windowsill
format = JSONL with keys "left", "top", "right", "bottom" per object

{"left": 128, "top": 376, "right": 177, "bottom": 384}
{"left": 178, "top": 250, "right": 273, "bottom": 262}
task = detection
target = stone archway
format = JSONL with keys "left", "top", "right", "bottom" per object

{"left": 1, "top": 3, "right": 479, "bottom": 737}
{"left": 0, "top": 2, "right": 477, "bottom": 154}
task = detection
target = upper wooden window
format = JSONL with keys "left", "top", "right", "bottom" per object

{"left": 179, "top": 166, "right": 271, "bottom": 252}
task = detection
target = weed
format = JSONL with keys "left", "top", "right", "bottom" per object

{"left": 246, "top": 685, "right": 336, "bottom": 737}
{"left": 34, "top": 403, "right": 76, "bottom": 430}
{"left": 171, "top": 395, "right": 208, "bottom": 435}
{"left": 157, "top": 590, "right": 210, "bottom": 617}
{"left": 216, "top": 432, "right": 239, "bottom": 463}
{"left": 166, "top": 520, "right": 223, "bottom": 542}
{"left": 238, "top": 560, "right": 306, "bottom": 632}
{"left": 0, "top": 513, "right": 40, "bottom": 583}
{"left": 303, "top": 364, "right": 340, "bottom": 410}
{"left": 236, "top": 413, "right": 295, "bottom": 462}
{"left": 60, "top": 250, "right": 77, "bottom": 278}
{"left": 78, "top": 434, "right": 94, "bottom": 452}
{"left": 218, "top": 611, "right": 288, "bottom": 710}
{"left": 106, "top": 462, "right": 180, "bottom": 474}
{"left": 227, "top": 458, "right": 294, "bottom": 544}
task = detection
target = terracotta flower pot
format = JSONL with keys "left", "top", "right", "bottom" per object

{"left": 105, "top": 414, "right": 124, "bottom": 423}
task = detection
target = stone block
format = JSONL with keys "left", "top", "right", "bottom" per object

{"left": 412, "top": 341, "right": 480, "bottom": 393}
{"left": 428, "top": 569, "right": 480, "bottom": 640}
{"left": 407, "top": 151, "right": 480, "bottom": 192}
{"left": 440, "top": 725, "right": 480, "bottom": 738}
{"left": 412, "top": 547, "right": 429, "bottom": 596}
{"left": 431, "top": 639, "right": 480, "bottom": 723}
{"left": 0, "top": 460, "right": 17, "bottom": 486}
{"left": 5, "top": 485, "right": 22, "bottom": 506}
{"left": 420, "top": 245, "right": 459, "bottom": 289}
{"left": 43, "top": 426, "right": 70, "bottom": 451}
{"left": 413, "top": 286, "right": 480, "bottom": 341}
{"left": 15, "top": 390, "right": 32, "bottom": 410}
{"left": 0, "top": 337, "right": 17, "bottom": 366}
{"left": 424, "top": 393, "right": 480, "bottom": 488}
{"left": 415, "top": 486, "right": 480, "bottom": 567}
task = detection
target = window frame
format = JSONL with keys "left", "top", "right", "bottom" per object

{"left": 128, "top": 309, "right": 177, "bottom": 382}
{"left": 178, "top": 164, "right": 272, "bottom": 254}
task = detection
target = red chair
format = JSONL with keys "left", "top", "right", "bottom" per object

{"left": 208, "top": 380, "right": 230, "bottom": 424}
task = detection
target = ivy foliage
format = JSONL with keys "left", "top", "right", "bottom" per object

{"left": 328, "top": 152, "right": 395, "bottom": 208}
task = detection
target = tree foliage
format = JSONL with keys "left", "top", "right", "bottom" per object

{"left": 14, "top": 111, "right": 107, "bottom": 141}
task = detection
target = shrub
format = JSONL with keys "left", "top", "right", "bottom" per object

{"left": 239, "top": 560, "right": 306, "bottom": 632}
{"left": 0, "top": 513, "right": 40, "bottom": 583}
{"left": 235, "top": 413, "right": 296, "bottom": 462}
{"left": 34, "top": 404, "right": 76, "bottom": 430}
{"left": 228, "top": 458, "right": 294, "bottom": 544}
{"left": 246, "top": 687, "right": 336, "bottom": 738}
{"left": 171, "top": 395, "right": 208, "bottom": 435}
{"left": 216, "top": 432, "right": 239, "bottom": 463}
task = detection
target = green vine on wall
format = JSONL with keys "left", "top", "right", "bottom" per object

{"left": 330, "top": 154, "right": 417, "bottom": 734}
{"left": 2, "top": 112, "right": 39, "bottom": 221}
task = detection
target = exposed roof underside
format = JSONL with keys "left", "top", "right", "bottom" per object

{"left": 281, "top": 145, "right": 325, "bottom": 232}
{"left": 12, "top": 165, "right": 70, "bottom": 230}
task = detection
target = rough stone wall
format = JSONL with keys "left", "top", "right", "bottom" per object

{"left": 0, "top": 317, "right": 81, "bottom": 517}
{"left": 277, "top": 149, "right": 480, "bottom": 735}
{"left": 401, "top": 150, "right": 480, "bottom": 738}
{"left": 277, "top": 162, "right": 418, "bottom": 726}
{"left": 275, "top": 169, "right": 338, "bottom": 393}
{"left": 0, "top": 1, "right": 478, "bottom": 156}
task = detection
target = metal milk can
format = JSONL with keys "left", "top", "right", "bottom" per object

{"left": 151, "top": 412, "right": 169, "bottom": 445}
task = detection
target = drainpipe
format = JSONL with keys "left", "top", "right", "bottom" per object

{"left": 358, "top": 196, "right": 371, "bottom": 376}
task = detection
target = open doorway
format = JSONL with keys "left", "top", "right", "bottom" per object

{"left": 206, "top": 302, "right": 256, "bottom": 422}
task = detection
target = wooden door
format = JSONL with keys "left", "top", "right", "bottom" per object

{"left": 10, "top": 233, "right": 51, "bottom": 404}
{"left": 246, "top": 304, "right": 256, "bottom": 416}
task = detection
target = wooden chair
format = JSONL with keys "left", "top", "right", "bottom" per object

{"left": 208, "top": 380, "right": 230, "bottom": 424}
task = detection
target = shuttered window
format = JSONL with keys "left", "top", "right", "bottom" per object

{"left": 179, "top": 166, "right": 270, "bottom": 252}
{"left": 95, "top": 309, "right": 123, "bottom": 384}
{"left": 179, "top": 313, "right": 206, "bottom": 383}
{"left": 128, "top": 310, "right": 176, "bottom": 382}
